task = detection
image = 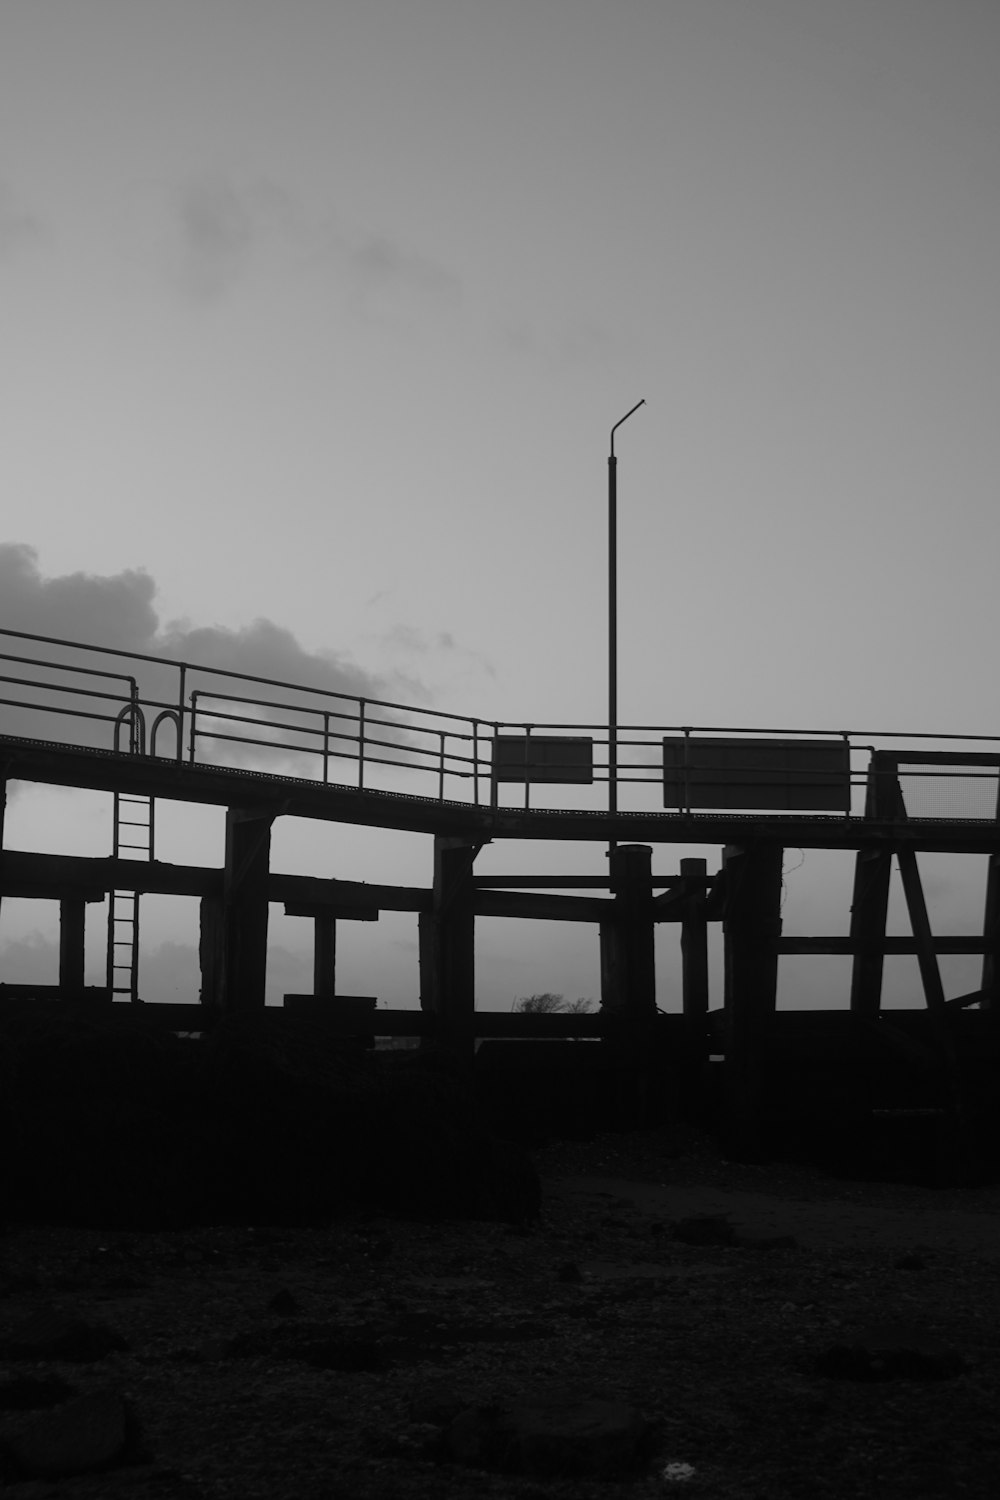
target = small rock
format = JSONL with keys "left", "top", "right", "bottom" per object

{"left": 3, "top": 1307, "right": 128, "bottom": 1362}
{"left": 557, "top": 1261, "right": 583, "bottom": 1283}
{"left": 2, "top": 1390, "right": 146, "bottom": 1479}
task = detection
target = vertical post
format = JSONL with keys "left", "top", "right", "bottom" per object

{"left": 358, "top": 700, "right": 366, "bottom": 789}
{"left": 849, "top": 849, "right": 893, "bottom": 1017}
{"left": 199, "top": 894, "right": 225, "bottom": 1011}
{"left": 59, "top": 898, "right": 87, "bottom": 998}
{"left": 680, "top": 856, "right": 709, "bottom": 1018}
{"left": 313, "top": 914, "right": 337, "bottom": 1000}
{"left": 221, "top": 808, "right": 273, "bottom": 1014}
{"left": 0, "top": 771, "right": 6, "bottom": 931}
{"left": 980, "top": 774, "right": 1000, "bottom": 1013}
{"left": 176, "top": 664, "right": 186, "bottom": 763}
{"left": 602, "top": 843, "right": 657, "bottom": 1023}
{"left": 850, "top": 759, "right": 894, "bottom": 1017}
{"left": 722, "top": 842, "right": 783, "bottom": 1159}
{"left": 982, "top": 853, "right": 1000, "bottom": 1012}
{"left": 422, "top": 835, "right": 479, "bottom": 1054}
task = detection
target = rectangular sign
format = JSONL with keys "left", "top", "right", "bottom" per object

{"left": 492, "top": 735, "right": 594, "bottom": 785}
{"left": 663, "top": 737, "right": 851, "bottom": 811}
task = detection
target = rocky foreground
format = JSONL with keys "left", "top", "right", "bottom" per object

{"left": 1, "top": 1006, "right": 999, "bottom": 1496}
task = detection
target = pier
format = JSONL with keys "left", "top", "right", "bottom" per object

{"left": 2, "top": 625, "right": 999, "bottom": 1166}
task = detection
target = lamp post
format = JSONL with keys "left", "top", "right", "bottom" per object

{"left": 608, "top": 399, "right": 645, "bottom": 853}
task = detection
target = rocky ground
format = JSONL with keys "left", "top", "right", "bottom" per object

{"left": 2, "top": 1124, "right": 999, "bottom": 1499}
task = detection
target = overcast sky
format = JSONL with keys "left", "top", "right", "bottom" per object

{"left": 2, "top": 1, "right": 998, "bottom": 1012}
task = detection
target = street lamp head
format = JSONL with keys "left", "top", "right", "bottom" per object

{"left": 610, "top": 399, "right": 645, "bottom": 457}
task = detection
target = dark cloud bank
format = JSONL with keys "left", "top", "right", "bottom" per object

{"left": 0, "top": 543, "right": 416, "bottom": 759}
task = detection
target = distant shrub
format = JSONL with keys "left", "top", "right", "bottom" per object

{"left": 513, "top": 994, "right": 594, "bottom": 1015}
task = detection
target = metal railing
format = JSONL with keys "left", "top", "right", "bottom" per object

{"left": 2, "top": 626, "right": 999, "bottom": 821}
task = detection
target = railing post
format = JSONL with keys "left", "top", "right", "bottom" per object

{"left": 129, "top": 680, "right": 141, "bottom": 754}
{"left": 188, "top": 691, "right": 199, "bottom": 763}
{"left": 322, "top": 710, "right": 330, "bottom": 784}
{"left": 358, "top": 700, "right": 366, "bottom": 789}
{"left": 176, "top": 664, "right": 186, "bottom": 763}
{"left": 438, "top": 731, "right": 446, "bottom": 801}
{"left": 472, "top": 720, "right": 479, "bottom": 806}
{"left": 682, "top": 726, "right": 692, "bottom": 815}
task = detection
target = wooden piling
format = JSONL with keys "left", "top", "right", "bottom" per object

{"left": 58, "top": 897, "right": 86, "bottom": 997}
{"left": 849, "top": 849, "right": 892, "bottom": 1017}
{"left": 600, "top": 844, "right": 656, "bottom": 1024}
{"left": 221, "top": 807, "right": 274, "bottom": 1014}
{"left": 721, "top": 841, "right": 783, "bottom": 1157}
{"left": 421, "top": 835, "right": 481, "bottom": 1051}
{"left": 983, "top": 853, "right": 1000, "bottom": 1013}
{"left": 680, "top": 856, "right": 709, "bottom": 1019}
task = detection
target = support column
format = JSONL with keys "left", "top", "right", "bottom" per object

{"left": 680, "top": 856, "right": 709, "bottom": 1019}
{"left": 422, "top": 836, "right": 480, "bottom": 1051}
{"left": 982, "top": 853, "right": 1000, "bottom": 1012}
{"left": 722, "top": 841, "right": 783, "bottom": 1158}
{"left": 58, "top": 897, "right": 86, "bottom": 998}
{"left": 851, "top": 757, "right": 898, "bottom": 1018}
{"left": 980, "top": 765, "right": 1000, "bottom": 1014}
{"left": 313, "top": 914, "right": 337, "bottom": 1000}
{"left": 199, "top": 895, "right": 225, "bottom": 1011}
{"left": 601, "top": 844, "right": 656, "bottom": 1025}
{"left": 0, "top": 773, "right": 6, "bottom": 929}
{"left": 849, "top": 849, "right": 892, "bottom": 1017}
{"left": 221, "top": 808, "right": 274, "bottom": 1015}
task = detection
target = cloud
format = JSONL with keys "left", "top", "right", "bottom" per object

{"left": 327, "top": 225, "right": 461, "bottom": 310}
{"left": 0, "top": 544, "right": 420, "bottom": 769}
{"left": 367, "top": 622, "right": 496, "bottom": 689}
{"left": 0, "top": 182, "right": 46, "bottom": 260}
{"left": 151, "top": 172, "right": 460, "bottom": 312}
{"left": 172, "top": 175, "right": 255, "bottom": 301}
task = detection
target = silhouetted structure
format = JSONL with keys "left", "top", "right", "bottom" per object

{"left": 2, "top": 626, "right": 999, "bottom": 1176}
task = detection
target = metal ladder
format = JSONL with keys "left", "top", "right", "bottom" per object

{"left": 106, "top": 792, "right": 154, "bottom": 1001}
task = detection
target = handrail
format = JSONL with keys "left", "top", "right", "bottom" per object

{"left": 2, "top": 625, "right": 999, "bottom": 820}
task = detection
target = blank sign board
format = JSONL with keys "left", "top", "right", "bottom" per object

{"left": 492, "top": 735, "right": 594, "bottom": 784}
{"left": 663, "top": 737, "right": 851, "bottom": 811}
